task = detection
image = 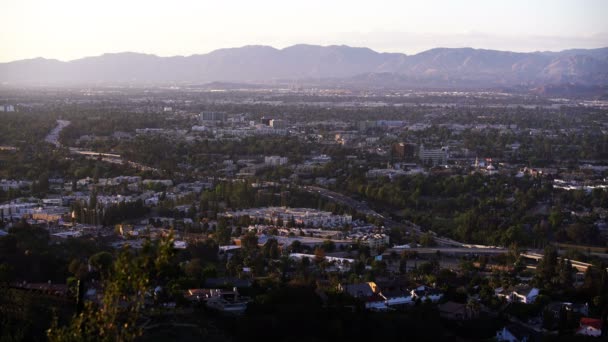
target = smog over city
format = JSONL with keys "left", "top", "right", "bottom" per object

{"left": 1, "top": 1, "right": 607, "bottom": 341}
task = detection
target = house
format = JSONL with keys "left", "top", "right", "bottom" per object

{"left": 410, "top": 285, "right": 443, "bottom": 303}
{"left": 204, "top": 277, "right": 252, "bottom": 289}
{"left": 496, "top": 323, "right": 537, "bottom": 342}
{"left": 339, "top": 282, "right": 394, "bottom": 311}
{"left": 370, "top": 279, "right": 413, "bottom": 308}
{"left": 218, "top": 245, "right": 242, "bottom": 260}
{"left": 511, "top": 286, "right": 539, "bottom": 304}
{"left": 11, "top": 282, "right": 69, "bottom": 298}
{"left": 385, "top": 295, "right": 413, "bottom": 307}
{"left": 495, "top": 287, "right": 511, "bottom": 301}
{"left": 544, "top": 302, "right": 590, "bottom": 330}
{"left": 576, "top": 317, "right": 603, "bottom": 337}
{"left": 438, "top": 301, "right": 478, "bottom": 320}
{"left": 496, "top": 286, "right": 539, "bottom": 304}
{"left": 339, "top": 282, "right": 377, "bottom": 298}
{"left": 364, "top": 293, "right": 389, "bottom": 311}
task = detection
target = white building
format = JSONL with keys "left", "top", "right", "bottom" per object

{"left": 358, "top": 234, "right": 389, "bottom": 250}
{"left": 0, "top": 179, "right": 32, "bottom": 191}
{"left": 224, "top": 207, "right": 352, "bottom": 228}
{"left": 310, "top": 154, "right": 332, "bottom": 164}
{"left": 0, "top": 105, "right": 15, "bottom": 112}
{"left": 269, "top": 119, "right": 287, "bottom": 129}
{"left": 366, "top": 168, "right": 408, "bottom": 179}
{"left": 410, "top": 285, "right": 443, "bottom": 303}
{"left": 510, "top": 286, "right": 539, "bottom": 304}
{"left": 264, "top": 156, "right": 288, "bottom": 166}
{"left": 200, "top": 111, "right": 226, "bottom": 123}
{"left": 419, "top": 145, "right": 449, "bottom": 166}
{"left": 290, "top": 253, "right": 354, "bottom": 272}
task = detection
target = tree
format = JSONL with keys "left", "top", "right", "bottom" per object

{"left": 321, "top": 239, "right": 336, "bottom": 253}
{"left": 184, "top": 258, "right": 203, "bottom": 280}
{"left": 241, "top": 232, "right": 259, "bottom": 254}
{"left": 287, "top": 216, "right": 296, "bottom": 228}
{"left": 88, "top": 191, "right": 98, "bottom": 210}
{"left": 68, "top": 259, "right": 88, "bottom": 280}
{"left": 48, "top": 234, "right": 175, "bottom": 342}
{"left": 263, "top": 238, "right": 280, "bottom": 260}
{"left": 213, "top": 218, "right": 231, "bottom": 245}
{"left": 0, "top": 263, "right": 14, "bottom": 284}
{"left": 420, "top": 232, "right": 436, "bottom": 247}
{"left": 289, "top": 240, "right": 303, "bottom": 253}
{"left": 548, "top": 208, "right": 563, "bottom": 229}
{"left": 536, "top": 245, "right": 558, "bottom": 288}
{"left": 314, "top": 247, "right": 326, "bottom": 264}
{"left": 557, "top": 258, "right": 574, "bottom": 289}
{"left": 88, "top": 252, "right": 113, "bottom": 278}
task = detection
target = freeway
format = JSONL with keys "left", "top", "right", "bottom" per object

{"left": 386, "top": 247, "right": 507, "bottom": 255}
{"left": 520, "top": 252, "right": 608, "bottom": 272}
{"left": 300, "top": 185, "right": 466, "bottom": 248}
{"left": 45, "top": 119, "right": 71, "bottom": 147}
{"left": 301, "top": 185, "right": 380, "bottom": 218}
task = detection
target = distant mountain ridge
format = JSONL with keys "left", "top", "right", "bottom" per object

{"left": 1, "top": 45, "right": 607, "bottom": 89}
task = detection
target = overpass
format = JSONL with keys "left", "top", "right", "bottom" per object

{"left": 520, "top": 252, "right": 600, "bottom": 272}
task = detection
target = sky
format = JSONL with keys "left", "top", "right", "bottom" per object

{"left": 1, "top": 0, "right": 607, "bottom": 62}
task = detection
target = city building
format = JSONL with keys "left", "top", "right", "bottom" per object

{"left": 223, "top": 207, "right": 352, "bottom": 228}
{"left": 264, "top": 156, "right": 288, "bottom": 166}
{"left": 200, "top": 111, "right": 227, "bottom": 123}
{"left": 419, "top": 145, "right": 449, "bottom": 166}
{"left": 269, "top": 119, "right": 287, "bottom": 129}
{"left": 357, "top": 233, "right": 390, "bottom": 250}
{"left": 392, "top": 142, "right": 417, "bottom": 160}
{"left": 0, "top": 105, "right": 15, "bottom": 112}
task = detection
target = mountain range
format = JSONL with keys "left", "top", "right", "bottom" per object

{"left": 1, "top": 44, "right": 608, "bottom": 90}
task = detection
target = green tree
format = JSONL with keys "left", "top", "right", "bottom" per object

{"left": 263, "top": 238, "right": 280, "bottom": 259}
{"left": 184, "top": 258, "right": 203, "bottom": 281}
{"left": 241, "top": 232, "right": 259, "bottom": 254}
{"left": 321, "top": 239, "right": 336, "bottom": 253}
{"left": 420, "top": 232, "right": 436, "bottom": 247}
{"left": 88, "top": 252, "right": 113, "bottom": 278}
{"left": 536, "top": 245, "right": 558, "bottom": 288}
{"left": 557, "top": 258, "right": 574, "bottom": 289}
{"left": 48, "top": 234, "right": 175, "bottom": 342}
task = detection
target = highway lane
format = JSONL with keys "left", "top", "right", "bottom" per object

{"left": 387, "top": 247, "right": 507, "bottom": 255}
{"left": 301, "top": 185, "right": 466, "bottom": 247}
{"left": 45, "top": 119, "right": 71, "bottom": 147}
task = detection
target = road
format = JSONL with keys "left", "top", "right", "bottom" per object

{"left": 302, "top": 185, "right": 380, "bottom": 218}
{"left": 387, "top": 247, "right": 507, "bottom": 255}
{"left": 44, "top": 120, "right": 160, "bottom": 174}
{"left": 301, "top": 185, "right": 467, "bottom": 248}
{"left": 520, "top": 252, "right": 608, "bottom": 272}
{"left": 45, "top": 120, "right": 71, "bottom": 147}
{"left": 68, "top": 147, "right": 160, "bottom": 173}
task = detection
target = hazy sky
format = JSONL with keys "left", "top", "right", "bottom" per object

{"left": 1, "top": 0, "right": 607, "bottom": 62}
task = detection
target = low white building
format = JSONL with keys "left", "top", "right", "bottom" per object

{"left": 264, "top": 156, "right": 288, "bottom": 166}
{"left": 223, "top": 207, "right": 352, "bottom": 228}
{"left": 511, "top": 286, "right": 539, "bottom": 304}
{"left": 350, "top": 233, "right": 389, "bottom": 250}
{"left": 290, "top": 253, "right": 354, "bottom": 272}
{"left": 410, "top": 285, "right": 443, "bottom": 303}
{"left": 0, "top": 179, "right": 32, "bottom": 191}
